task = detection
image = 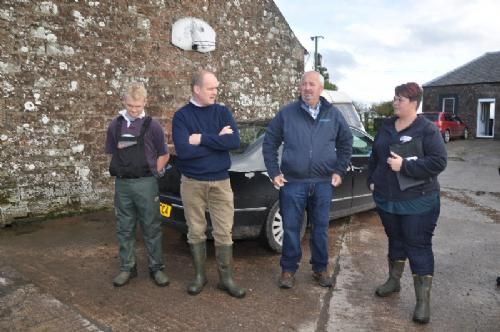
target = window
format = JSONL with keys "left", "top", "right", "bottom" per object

{"left": 334, "top": 103, "right": 363, "bottom": 129}
{"left": 232, "top": 122, "right": 267, "bottom": 155}
{"left": 351, "top": 129, "right": 372, "bottom": 156}
{"left": 452, "top": 115, "right": 463, "bottom": 124}
{"left": 442, "top": 97, "right": 455, "bottom": 113}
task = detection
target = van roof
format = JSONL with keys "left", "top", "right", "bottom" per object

{"left": 321, "top": 89, "right": 364, "bottom": 130}
{"left": 321, "top": 90, "right": 352, "bottom": 103}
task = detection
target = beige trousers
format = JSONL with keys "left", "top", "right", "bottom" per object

{"left": 180, "top": 175, "right": 234, "bottom": 246}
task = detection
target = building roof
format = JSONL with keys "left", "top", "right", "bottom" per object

{"left": 424, "top": 51, "right": 500, "bottom": 87}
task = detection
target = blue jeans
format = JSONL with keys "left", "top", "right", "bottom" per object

{"left": 279, "top": 181, "right": 332, "bottom": 273}
{"left": 377, "top": 203, "right": 440, "bottom": 275}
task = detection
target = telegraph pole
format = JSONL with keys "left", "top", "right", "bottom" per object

{"left": 310, "top": 35, "right": 324, "bottom": 71}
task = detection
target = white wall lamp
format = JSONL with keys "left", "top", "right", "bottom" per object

{"left": 171, "top": 17, "right": 216, "bottom": 53}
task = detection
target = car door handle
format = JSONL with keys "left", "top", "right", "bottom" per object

{"left": 350, "top": 165, "right": 365, "bottom": 173}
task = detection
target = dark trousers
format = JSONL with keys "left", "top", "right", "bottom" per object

{"left": 114, "top": 176, "right": 164, "bottom": 273}
{"left": 377, "top": 204, "right": 440, "bottom": 276}
{"left": 279, "top": 181, "right": 332, "bottom": 273}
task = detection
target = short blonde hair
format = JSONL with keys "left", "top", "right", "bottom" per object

{"left": 123, "top": 82, "right": 147, "bottom": 100}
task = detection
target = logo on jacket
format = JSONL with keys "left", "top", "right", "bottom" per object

{"left": 400, "top": 135, "right": 413, "bottom": 143}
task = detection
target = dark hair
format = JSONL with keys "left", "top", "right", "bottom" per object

{"left": 395, "top": 82, "right": 422, "bottom": 108}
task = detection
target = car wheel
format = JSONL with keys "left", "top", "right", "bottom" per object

{"left": 463, "top": 128, "right": 469, "bottom": 139}
{"left": 443, "top": 130, "right": 451, "bottom": 143}
{"left": 262, "top": 200, "right": 307, "bottom": 253}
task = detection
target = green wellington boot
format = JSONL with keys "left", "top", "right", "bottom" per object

{"left": 413, "top": 275, "right": 433, "bottom": 324}
{"left": 215, "top": 245, "right": 246, "bottom": 298}
{"left": 187, "top": 242, "right": 208, "bottom": 295}
{"left": 375, "top": 259, "right": 405, "bottom": 297}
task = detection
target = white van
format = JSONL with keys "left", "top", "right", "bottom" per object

{"left": 321, "top": 90, "right": 365, "bottom": 131}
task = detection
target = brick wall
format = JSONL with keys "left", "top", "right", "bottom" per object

{"left": 423, "top": 83, "right": 500, "bottom": 139}
{"left": 0, "top": 0, "right": 305, "bottom": 225}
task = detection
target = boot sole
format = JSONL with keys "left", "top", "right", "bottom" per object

{"left": 413, "top": 316, "right": 430, "bottom": 324}
{"left": 217, "top": 284, "right": 246, "bottom": 298}
{"left": 187, "top": 280, "right": 208, "bottom": 295}
{"left": 375, "top": 288, "right": 400, "bottom": 297}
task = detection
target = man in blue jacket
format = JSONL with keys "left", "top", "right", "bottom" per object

{"left": 172, "top": 69, "right": 245, "bottom": 298}
{"left": 263, "top": 71, "right": 353, "bottom": 288}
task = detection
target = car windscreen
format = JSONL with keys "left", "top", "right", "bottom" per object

{"left": 421, "top": 113, "right": 439, "bottom": 121}
{"left": 334, "top": 103, "right": 363, "bottom": 129}
{"left": 232, "top": 123, "right": 267, "bottom": 155}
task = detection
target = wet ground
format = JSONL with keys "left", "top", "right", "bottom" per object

{"left": 1, "top": 138, "right": 499, "bottom": 331}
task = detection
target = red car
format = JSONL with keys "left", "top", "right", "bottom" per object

{"left": 421, "top": 112, "right": 469, "bottom": 143}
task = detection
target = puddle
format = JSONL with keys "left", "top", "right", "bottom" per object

{"left": 448, "top": 156, "right": 466, "bottom": 162}
{"left": 441, "top": 190, "right": 500, "bottom": 223}
{"left": 0, "top": 221, "right": 44, "bottom": 236}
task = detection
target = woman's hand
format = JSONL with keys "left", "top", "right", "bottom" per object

{"left": 369, "top": 183, "right": 374, "bottom": 191}
{"left": 387, "top": 151, "right": 403, "bottom": 172}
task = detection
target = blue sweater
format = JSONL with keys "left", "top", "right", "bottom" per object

{"left": 172, "top": 102, "right": 240, "bottom": 181}
{"left": 367, "top": 115, "right": 447, "bottom": 200}
{"left": 262, "top": 97, "right": 353, "bottom": 182}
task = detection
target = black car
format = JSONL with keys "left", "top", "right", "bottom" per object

{"left": 158, "top": 121, "right": 375, "bottom": 252}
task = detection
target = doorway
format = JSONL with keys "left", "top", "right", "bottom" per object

{"left": 476, "top": 99, "right": 495, "bottom": 138}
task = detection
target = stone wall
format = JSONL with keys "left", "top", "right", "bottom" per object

{"left": 423, "top": 83, "right": 500, "bottom": 139}
{"left": 0, "top": 0, "right": 305, "bottom": 225}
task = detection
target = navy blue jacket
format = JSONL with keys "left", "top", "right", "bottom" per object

{"left": 367, "top": 115, "right": 447, "bottom": 200}
{"left": 262, "top": 97, "right": 353, "bottom": 182}
{"left": 172, "top": 102, "right": 240, "bottom": 181}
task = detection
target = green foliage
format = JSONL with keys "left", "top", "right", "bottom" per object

{"left": 365, "top": 126, "right": 378, "bottom": 137}
{"left": 317, "top": 66, "right": 338, "bottom": 90}
{"left": 324, "top": 80, "right": 337, "bottom": 90}
{"left": 371, "top": 101, "right": 394, "bottom": 116}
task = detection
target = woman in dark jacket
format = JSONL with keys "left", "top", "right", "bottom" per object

{"left": 367, "top": 82, "right": 447, "bottom": 324}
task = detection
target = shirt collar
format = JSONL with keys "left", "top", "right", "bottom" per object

{"left": 190, "top": 97, "right": 203, "bottom": 107}
{"left": 300, "top": 98, "right": 321, "bottom": 119}
{"left": 118, "top": 109, "right": 145, "bottom": 128}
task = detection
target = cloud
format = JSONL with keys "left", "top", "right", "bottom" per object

{"left": 319, "top": 49, "right": 357, "bottom": 82}
{"left": 321, "top": 49, "right": 357, "bottom": 69}
{"left": 274, "top": 0, "right": 500, "bottom": 103}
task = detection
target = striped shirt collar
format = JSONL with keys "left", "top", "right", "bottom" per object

{"left": 300, "top": 98, "right": 321, "bottom": 120}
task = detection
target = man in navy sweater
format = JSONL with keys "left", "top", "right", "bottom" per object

{"left": 172, "top": 69, "right": 245, "bottom": 298}
{"left": 263, "top": 71, "right": 353, "bottom": 289}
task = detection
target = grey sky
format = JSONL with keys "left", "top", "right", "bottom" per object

{"left": 274, "top": 0, "right": 500, "bottom": 104}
